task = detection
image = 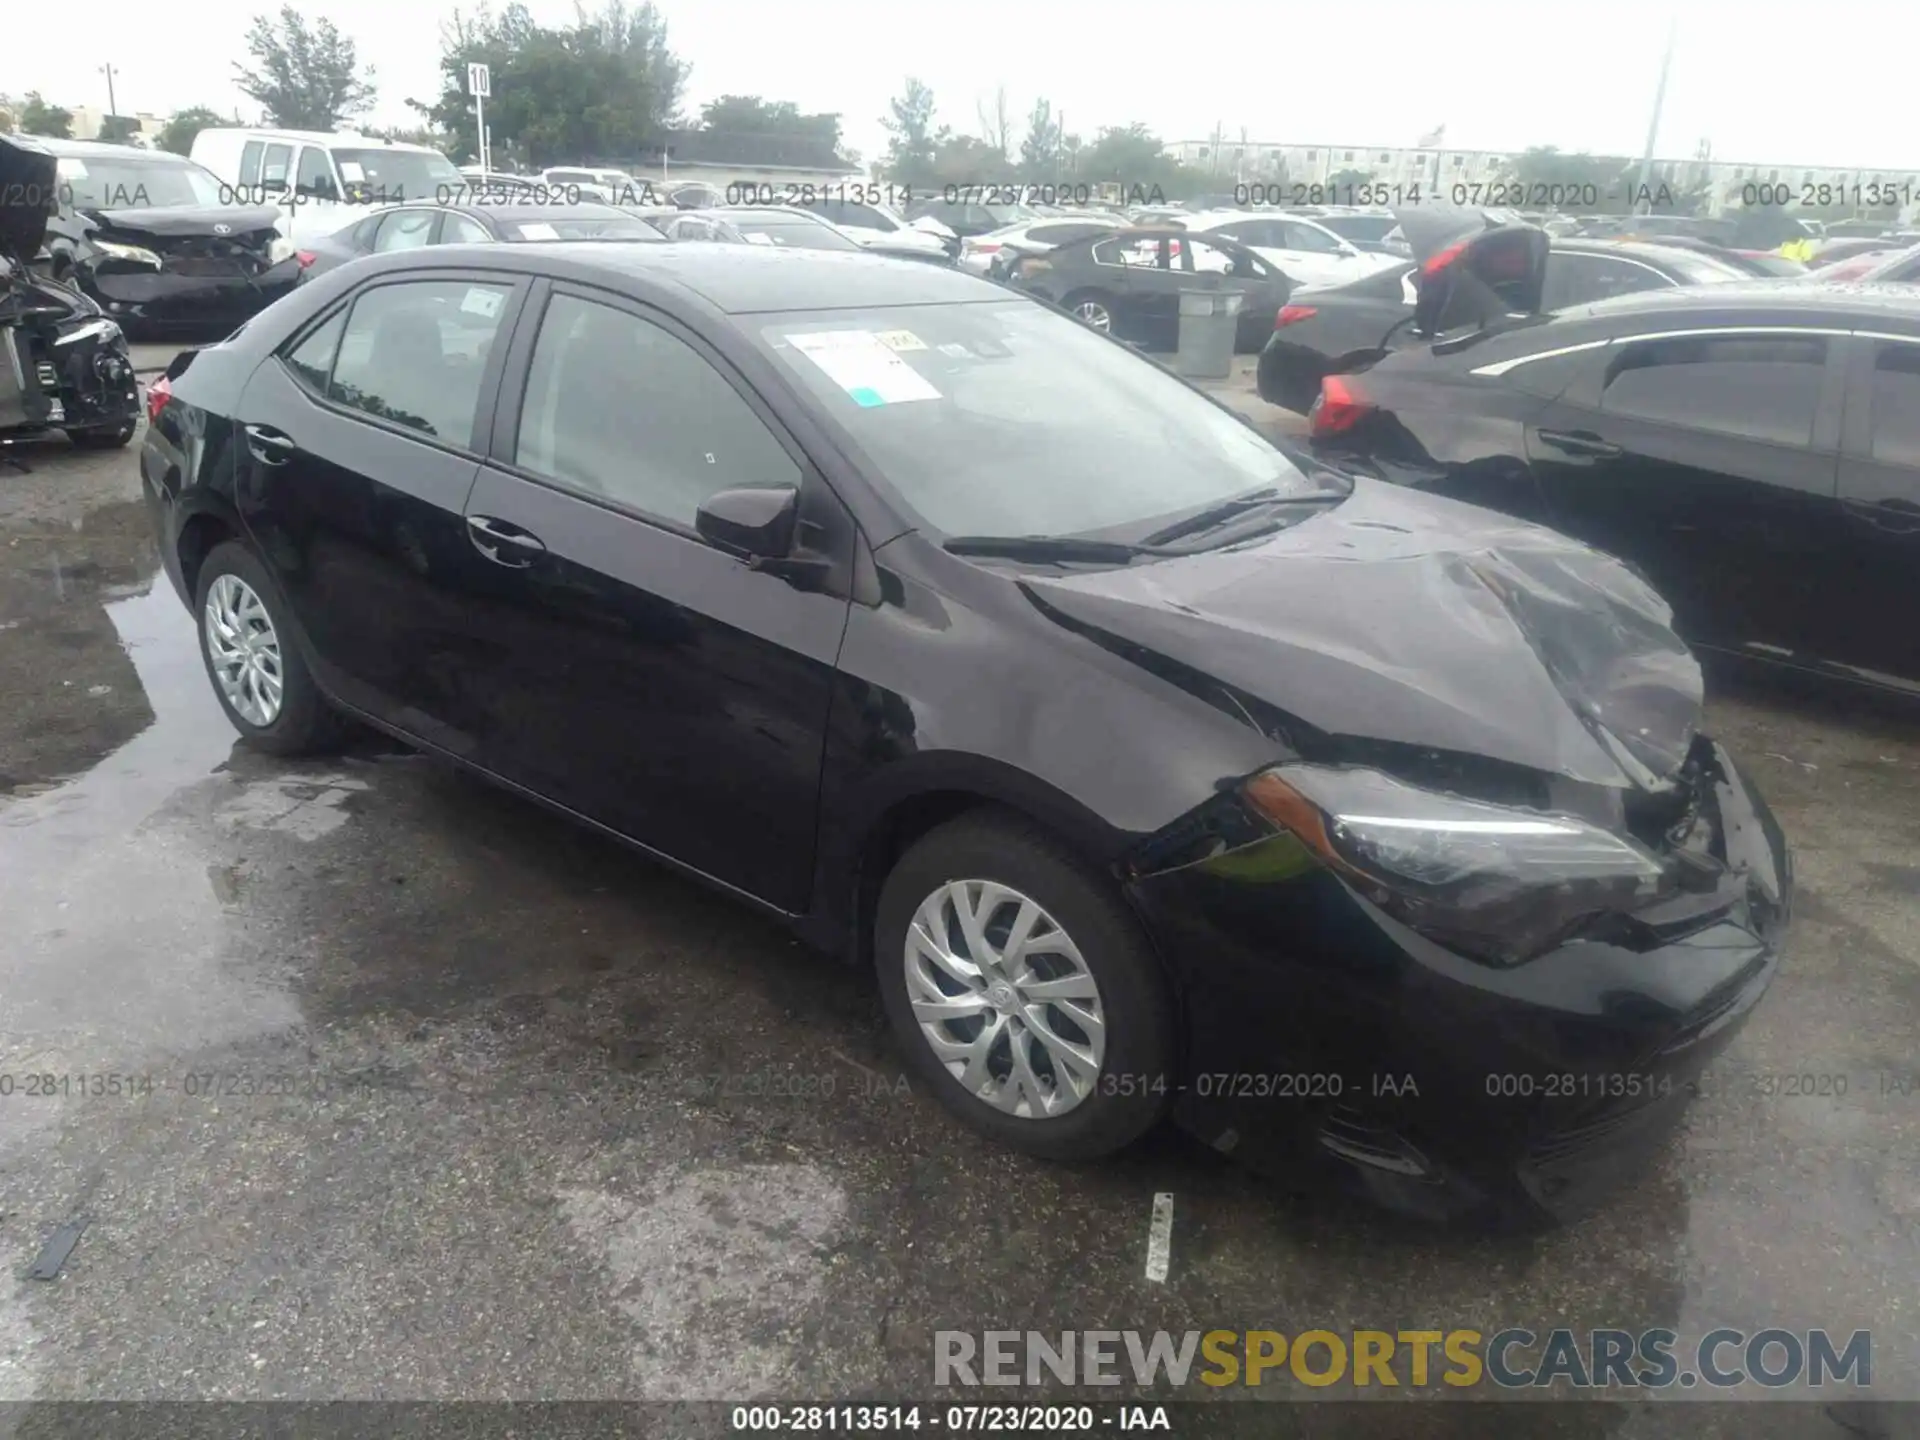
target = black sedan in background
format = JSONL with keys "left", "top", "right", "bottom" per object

{"left": 138, "top": 240, "right": 1786, "bottom": 1227}
{"left": 296, "top": 202, "right": 665, "bottom": 279}
{"left": 31, "top": 138, "right": 299, "bottom": 336}
{"left": 1005, "top": 226, "right": 1290, "bottom": 352}
{"left": 1306, "top": 224, "right": 1920, "bottom": 695}
{"left": 1258, "top": 237, "right": 1749, "bottom": 413}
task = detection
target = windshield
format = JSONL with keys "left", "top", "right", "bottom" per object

{"left": 55, "top": 156, "right": 225, "bottom": 209}
{"left": 330, "top": 147, "right": 463, "bottom": 202}
{"left": 1324, "top": 214, "right": 1397, "bottom": 242}
{"left": 501, "top": 214, "right": 664, "bottom": 241}
{"left": 757, "top": 299, "right": 1322, "bottom": 541}
{"left": 730, "top": 219, "right": 858, "bottom": 251}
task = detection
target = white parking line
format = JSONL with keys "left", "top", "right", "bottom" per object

{"left": 1144, "top": 1192, "right": 1174, "bottom": 1283}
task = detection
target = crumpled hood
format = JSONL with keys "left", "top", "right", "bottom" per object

{"left": 80, "top": 204, "right": 282, "bottom": 243}
{"left": 1021, "top": 479, "right": 1704, "bottom": 789}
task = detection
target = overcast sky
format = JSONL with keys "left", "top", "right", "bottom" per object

{"left": 7, "top": 0, "right": 1917, "bottom": 172}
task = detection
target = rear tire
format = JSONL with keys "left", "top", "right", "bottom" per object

{"left": 1061, "top": 289, "right": 1117, "bottom": 335}
{"left": 875, "top": 811, "right": 1176, "bottom": 1162}
{"left": 194, "top": 540, "right": 344, "bottom": 757}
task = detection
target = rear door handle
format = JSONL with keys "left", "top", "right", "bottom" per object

{"left": 467, "top": 514, "right": 547, "bottom": 567}
{"left": 243, "top": 424, "right": 295, "bottom": 466}
{"left": 1536, "top": 429, "right": 1623, "bottom": 459}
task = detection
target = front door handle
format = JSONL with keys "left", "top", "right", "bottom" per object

{"left": 1536, "top": 429, "right": 1623, "bottom": 459}
{"left": 244, "top": 424, "right": 295, "bottom": 466}
{"left": 467, "top": 513, "right": 547, "bottom": 567}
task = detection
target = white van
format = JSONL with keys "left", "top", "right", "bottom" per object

{"left": 190, "top": 129, "right": 467, "bottom": 244}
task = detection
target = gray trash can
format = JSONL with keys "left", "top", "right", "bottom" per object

{"left": 1173, "top": 287, "right": 1243, "bottom": 380}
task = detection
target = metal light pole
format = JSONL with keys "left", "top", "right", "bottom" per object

{"left": 99, "top": 63, "right": 118, "bottom": 122}
{"left": 1633, "top": 16, "right": 1678, "bottom": 210}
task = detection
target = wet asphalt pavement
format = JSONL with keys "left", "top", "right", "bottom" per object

{"left": 0, "top": 343, "right": 1916, "bottom": 1437}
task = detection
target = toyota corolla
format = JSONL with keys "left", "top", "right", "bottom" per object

{"left": 139, "top": 240, "right": 1789, "bottom": 1226}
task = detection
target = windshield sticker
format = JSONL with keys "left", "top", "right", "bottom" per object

{"left": 460, "top": 287, "right": 503, "bottom": 318}
{"left": 875, "top": 330, "right": 928, "bottom": 353}
{"left": 790, "top": 330, "right": 941, "bottom": 406}
{"left": 517, "top": 221, "right": 559, "bottom": 240}
{"left": 337, "top": 161, "right": 366, "bottom": 182}
{"left": 56, "top": 159, "right": 88, "bottom": 179}
{"left": 743, "top": 232, "right": 777, "bottom": 245}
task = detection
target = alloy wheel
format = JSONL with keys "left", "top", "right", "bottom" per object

{"left": 903, "top": 879, "right": 1107, "bottom": 1119}
{"left": 204, "top": 572, "right": 285, "bottom": 727}
{"left": 1074, "top": 300, "right": 1112, "bottom": 331}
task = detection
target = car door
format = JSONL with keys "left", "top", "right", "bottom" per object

{"left": 232, "top": 271, "right": 524, "bottom": 749}
{"left": 1830, "top": 332, "right": 1920, "bottom": 684}
{"left": 455, "top": 283, "right": 854, "bottom": 909}
{"left": 1523, "top": 327, "right": 1846, "bottom": 661}
{"left": 1541, "top": 252, "right": 1674, "bottom": 311}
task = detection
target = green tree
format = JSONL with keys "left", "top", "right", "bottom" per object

{"left": 411, "top": 1, "right": 686, "bottom": 166}
{"left": 156, "top": 106, "right": 227, "bottom": 156}
{"left": 1017, "top": 98, "right": 1060, "bottom": 181}
{"left": 18, "top": 92, "right": 73, "bottom": 139}
{"left": 234, "top": 5, "right": 377, "bottom": 129}
{"left": 1498, "top": 146, "right": 1639, "bottom": 214}
{"left": 879, "top": 78, "right": 941, "bottom": 186}
{"left": 1069, "top": 123, "right": 1201, "bottom": 200}
{"left": 930, "top": 135, "right": 1001, "bottom": 185}
{"left": 699, "top": 95, "right": 841, "bottom": 156}
{"left": 97, "top": 115, "right": 142, "bottom": 145}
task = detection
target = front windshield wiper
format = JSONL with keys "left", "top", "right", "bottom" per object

{"left": 1137, "top": 484, "right": 1348, "bottom": 549}
{"left": 942, "top": 535, "right": 1165, "bottom": 564}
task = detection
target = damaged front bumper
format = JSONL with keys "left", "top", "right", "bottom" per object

{"left": 1125, "top": 737, "right": 1789, "bottom": 1227}
{"left": 73, "top": 254, "right": 302, "bottom": 332}
{"left": 2, "top": 297, "right": 141, "bottom": 438}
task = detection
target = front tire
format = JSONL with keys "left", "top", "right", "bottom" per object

{"left": 875, "top": 812, "right": 1176, "bottom": 1161}
{"left": 194, "top": 540, "right": 343, "bottom": 756}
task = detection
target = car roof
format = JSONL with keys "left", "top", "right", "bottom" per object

{"left": 447, "top": 202, "right": 633, "bottom": 221}
{"left": 1558, "top": 278, "right": 1920, "bottom": 325}
{"left": 1555, "top": 237, "right": 1732, "bottom": 270}
{"left": 196, "top": 127, "right": 438, "bottom": 151}
{"left": 38, "top": 139, "right": 191, "bottom": 161}
{"left": 392, "top": 240, "right": 1002, "bottom": 313}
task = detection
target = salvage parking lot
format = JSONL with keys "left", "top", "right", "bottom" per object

{"left": 1, "top": 343, "right": 1918, "bottom": 1433}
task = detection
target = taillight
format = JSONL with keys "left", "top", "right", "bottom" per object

{"left": 1310, "top": 375, "right": 1373, "bottom": 437}
{"left": 295, "top": 251, "right": 317, "bottom": 268}
{"left": 1421, "top": 239, "right": 1468, "bottom": 277}
{"left": 1275, "top": 304, "right": 1318, "bottom": 328}
{"left": 145, "top": 374, "right": 171, "bottom": 426}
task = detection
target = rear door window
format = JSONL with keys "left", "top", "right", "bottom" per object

{"left": 239, "top": 141, "right": 264, "bottom": 187}
{"left": 1867, "top": 341, "right": 1920, "bottom": 468}
{"left": 1601, "top": 333, "right": 1827, "bottom": 447}
{"left": 328, "top": 279, "right": 512, "bottom": 446}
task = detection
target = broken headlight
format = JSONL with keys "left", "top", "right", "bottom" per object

{"left": 1244, "top": 764, "right": 1669, "bottom": 966}
{"left": 93, "top": 240, "right": 163, "bottom": 269}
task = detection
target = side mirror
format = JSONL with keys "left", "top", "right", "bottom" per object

{"left": 695, "top": 484, "right": 799, "bottom": 557}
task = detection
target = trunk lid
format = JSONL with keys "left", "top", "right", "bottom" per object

{"left": 1393, "top": 203, "right": 1549, "bottom": 337}
{"left": 0, "top": 134, "right": 57, "bottom": 263}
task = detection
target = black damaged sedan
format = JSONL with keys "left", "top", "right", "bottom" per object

{"left": 139, "top": 241, "right": 1789, "bottom": 1226}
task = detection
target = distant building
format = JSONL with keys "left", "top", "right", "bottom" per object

{"left": 1164, "top": 138, "right": 1920, "bottom": 217}
{"left": 64, "top": 105, "right": 167, "bottom": 146}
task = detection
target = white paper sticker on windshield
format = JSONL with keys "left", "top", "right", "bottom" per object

{"left": 56, "top": 158, "right": 88, "bottom": 178}
{"left": 337, "top": 161, "right": 365, "bottom": 182}
{"left": 875, "top": 330, "right": 928, "bottom": 352}
{"left": 743, "top": 232, "right": 777, "bottom": 245}
{"left": 517, "top": 222, "right": 559, "bottom": 241}
{"left": 460, "top": 287, "right": 503, "bottom": 318}
{"left": 790, "top": 330, "right": 940, "bottom": 406}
